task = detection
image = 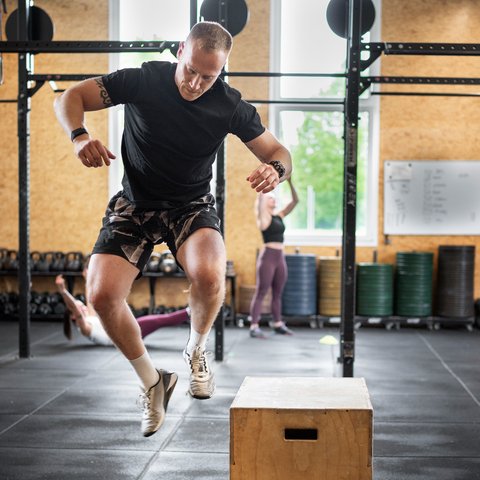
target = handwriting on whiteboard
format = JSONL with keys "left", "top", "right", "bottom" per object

{"left": 384, "top": 161, "right": 480, "bottom": 235}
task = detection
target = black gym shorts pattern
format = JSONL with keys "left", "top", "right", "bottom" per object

{"left": 92, "top": 192, "right": 221, "bottom": 273}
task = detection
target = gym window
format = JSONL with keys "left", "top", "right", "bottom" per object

{"left": 270, "top": 0, "right": 381, "bottom": 247}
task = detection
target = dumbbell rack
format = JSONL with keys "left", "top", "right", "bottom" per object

{"left": 0, "top": 270, "right": 237, "bottom": 323}
{"left": 0, "top": 270, "right": 83, "bottom": 320}
{"left": 143, "top": 271, "right": 237, "bottom": 324}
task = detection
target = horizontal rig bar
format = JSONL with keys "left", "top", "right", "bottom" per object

{"left": 25, "top": 73, "right": 349, "bottom": 105}
{"left": 29, "top": 72, "right": 346, "bottom": 82}
{"left": 0, "top": 40, "right": 180, "bottom": 53}
{"left": 364, "top": 76, "right": 480, "bottom": 85}
{"left": 29, "top": 74, "right": 103, "bottom": 81}
{"left": 222, "top": 71, "right": 346, "bottom": 78}
{"left": 29, "top": 74, "right": 480, "bottom": 85}
{"left": 372, "top": 91, "right": 480, "bottom": 97}
{"left": 364, "top": 42, "right": 480, "bottom": 55}
{"left": 4, "top": 41, "right": 478, "bottom": 56}
{"left": 246, "top": 99, "right": 345, "bottom": 105}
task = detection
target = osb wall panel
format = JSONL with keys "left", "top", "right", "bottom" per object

{"left": 0, "top": 0, "right": 109, "bottom": 254}
{"left": 0, "top": 2, "right": 126, "bottom": 304}
{"left": 0, "top": 12, "right": 20, "bottom": 248}
{"left": 378, "top": 0, "right": 480, "bottom": 298}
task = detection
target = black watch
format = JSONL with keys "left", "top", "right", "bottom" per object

{"left": 71, "top": 127, "right": 89, "bottom": 142}
{"left": 268, "top": 160, "right": 286, "bottom": 179}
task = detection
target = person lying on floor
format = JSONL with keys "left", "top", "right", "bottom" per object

{"left": 55, "top": 274, "right": 189, "bottom": 346}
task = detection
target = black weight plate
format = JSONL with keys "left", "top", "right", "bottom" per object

{"left": 326, "top": 0, "right": 375, "bottom": 39}
{"left": 6, "top": 6, "right": 54, "bottom": 42}
{"left": 200, "top": 0, "right": 249, "bottom": 37}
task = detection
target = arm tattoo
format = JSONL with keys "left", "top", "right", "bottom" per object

{"left": 94, "top": 78, "right": 113, "bottom": 107}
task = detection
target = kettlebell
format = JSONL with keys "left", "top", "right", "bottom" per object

{"left": 4, "top": 250, "right": 19, "bottom": 271}
{"left": 31, "top": 251, "right": 50, "bottom": 272}
{"left": 34, "top": 252, "right": 52, "bottom": 272}
{"left": 53, "top": 302, "right": 66, "bottom": 315}
{"left": 31, "top": 290, "right": 43, "bottom": 305}
{"left": 49, "top": 292, "right": 64, "bottom": 306}
{"left": 38, "top": 298, "right": 53, "bottom": 316}
{"left": 37, "top": 292, "right": 53, "bottom": 315}
{"left": 41, "top": 252, "right": 55, "bottom": 272}
{"left": 51, "top": 251, "right": 67, "bottom": 272}
{"left": 30, "top": 251, "right": 41, "bottom": 271}
{"left": 4, "top": 291, "right": 19, "bottom": 316}
{"left": 146, "top": 252, "right": 162, "bottom": 272}
{"left": 159, "top": 251, "right": 178, "bottom": 274}
{"left": 65, "top": 251, "right": 84, "bottom": 272}
{"left": 0, "top": 248, "right": 7, "bottom": 270}
{"left": 29, "top": 302, "right": 38, "bottom": 315}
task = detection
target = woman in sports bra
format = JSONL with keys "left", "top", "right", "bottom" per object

{"left": 249, "top": 178, "right": 298, "bottom": 338}
{"left": 55, "top": 258, "right": 189, "bottom": 346}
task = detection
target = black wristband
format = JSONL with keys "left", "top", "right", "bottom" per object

{"left": 70, "top": 127, "right": 88, "bottom": 142}
{"left": 268, "top": 160, "right": 286, "bottom": 179}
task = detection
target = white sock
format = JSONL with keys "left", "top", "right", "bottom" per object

{"left": 129, "top": 352, "right": 159, "bottom": 390}
{"left": 186, "top": 327, "right": 210, "bottom": 355}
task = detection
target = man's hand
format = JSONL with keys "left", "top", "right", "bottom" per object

{"left": 246, "top": 163, "right": 280, "bottom": 193}
{"left": 74, "top": 137, "right": 116, "bottom": 168}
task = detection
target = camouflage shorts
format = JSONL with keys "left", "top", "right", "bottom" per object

{"left": 92, "top": 191, "right": 221, "bottom": 273}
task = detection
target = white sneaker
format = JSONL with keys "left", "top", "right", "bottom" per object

{"left": 138, "top": 369, "right": 178, "bottom": 437}
{"left": 183, "top": 346, "right": 215, "bottom": 399}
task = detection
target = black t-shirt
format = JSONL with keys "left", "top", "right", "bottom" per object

{"left": 102, "top": 61, "right": 266, "bottom": 208}
{"left": 261, "top": 215, "right": 285, "bottom": 243}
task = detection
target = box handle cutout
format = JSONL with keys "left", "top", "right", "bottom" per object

{"left": 284, "top": 428, "right": 318, "bottom": 441}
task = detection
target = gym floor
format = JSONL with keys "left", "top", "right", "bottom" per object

{"left": 0, "top": 320, "right": 479, "bottom": 479}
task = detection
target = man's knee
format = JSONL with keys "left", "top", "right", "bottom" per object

{"left": 88, "top": 287, "right": 120, "bottom": 316}
{"left": 87, "top": 254, "right": 137, "bottom": 315}
{"left": 190, "top": 265, "right": 225, "bottom": 297}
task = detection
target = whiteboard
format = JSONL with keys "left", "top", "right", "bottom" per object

{"left": 384, "top": 160, "right": 480, "bottom": 235}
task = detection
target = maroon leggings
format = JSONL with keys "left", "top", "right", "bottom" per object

{"left": 249, "top": 247, "right": 287, "bottom": 325}
{"left": 138, "top": 308, "right": 190, "bottom": 338}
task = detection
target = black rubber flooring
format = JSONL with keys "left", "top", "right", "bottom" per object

{"left": 0, "top": 319, "right": 479, "bottom": 479}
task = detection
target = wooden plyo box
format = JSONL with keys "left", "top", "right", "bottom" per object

{"left": 230, "top": 377, "right": 373, "bottom": 480}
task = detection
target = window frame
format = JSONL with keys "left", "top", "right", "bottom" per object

{"left": 269, "top": 0, "right": 382, "bottom": 247}
{"left": 108, "top": 0, "right": 123, "bottom": 198}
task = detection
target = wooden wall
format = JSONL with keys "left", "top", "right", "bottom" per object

{"left": 0, "top": 0, "right": 110, "bottom": 299}
{"left": 1, "top": 0, "right": 480, "bottom": 309}
{"left": 377, "top": 0, "right": 480, "bottom": 296}
{"left": 0, "top": 0, "right": 109, "bottom": 251}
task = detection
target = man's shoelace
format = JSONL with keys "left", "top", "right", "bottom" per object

{"left": 137, "top": 390, "right": 152, "bottom": 411}
{"left": 188, "top": 350, "right": 210, "bottom": 378}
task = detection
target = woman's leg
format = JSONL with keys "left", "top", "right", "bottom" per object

{"left": 271, "top": 252, "right": 288, "bottom": 325}
{"left": 137, "top": 308, "right": 190, "bottom": 338}
{"left": 249, "top": 249, "right": 276, "bottom": 326}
